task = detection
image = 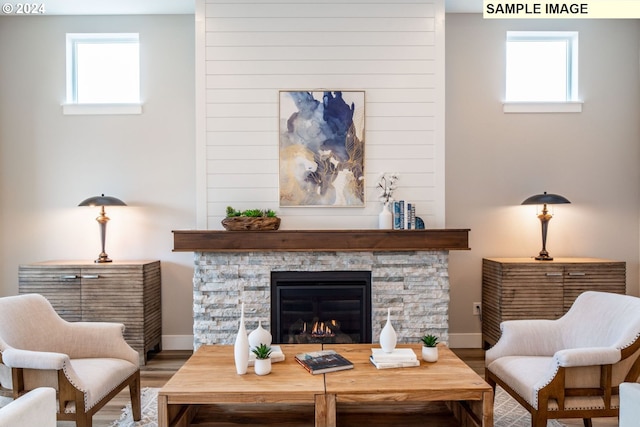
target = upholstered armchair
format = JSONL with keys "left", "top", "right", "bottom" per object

{"left": 0, "top": 294, "right": 141, "bottom": 427}
{"left": 485, "top": 291, "right": 640, "bottom": 427}
{"left": 0, "top": 387, "right": 56, "bottom": 427}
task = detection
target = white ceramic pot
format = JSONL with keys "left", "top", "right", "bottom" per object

{"left": 254, "top": 358, "right": 272, "bottom": 376}
{"left": 422, "top": 346, "right": 438, "bottom": 362}
{"left": 379, "top": 308, "right": 397, "bottom": 353}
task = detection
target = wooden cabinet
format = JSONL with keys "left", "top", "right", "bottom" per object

{"left": 482, "top": 257, "right": 625, "bottom": 348}
{"left": 18, "top": 260, "right": 161, "bottom": 365}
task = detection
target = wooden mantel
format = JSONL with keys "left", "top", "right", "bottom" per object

{"left": 173, "top": 229, "right": 470, "bottom": 252}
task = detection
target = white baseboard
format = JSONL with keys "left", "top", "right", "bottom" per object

{"left": 162, "top": 333, "right": 484, "bottom": 350}
{"left": 448, "top": 333, "right": 483, "bottom": 348}
{"left": 162, "top": 335, "right": 194, "bottom": 350}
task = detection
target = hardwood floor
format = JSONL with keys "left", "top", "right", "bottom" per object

{"left": 56, "top": 348, "right": 619, "bottom": 427}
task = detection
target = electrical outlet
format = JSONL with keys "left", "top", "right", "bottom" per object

{"left": 473, "top": 302, "right": 481, "bottom": 315}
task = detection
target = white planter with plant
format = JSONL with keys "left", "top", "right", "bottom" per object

{"left": 420, "top": 334, "right": 438, "bottom": 362}
{"left": 252, "top": 343, "right": 272, "bottom": 376}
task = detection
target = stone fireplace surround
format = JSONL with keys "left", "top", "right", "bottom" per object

{"left": 176, "top": 229, "right": 470, "bottom": 350}
{"left": 193, "top": 250, "right": 450, "bottom": 349}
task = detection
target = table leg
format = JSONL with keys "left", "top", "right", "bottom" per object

{"left": 314, "top": 393, "right": 336, "bottom": 427}
{"left": 483, "top": 389, "right": 494, "bottom": 427}
{"left": 157, "top": 394, "right": 169, "bottom": 427}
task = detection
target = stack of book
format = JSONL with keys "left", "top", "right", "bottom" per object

{"left": 392, "top": 200, "right": 418, "bottom": 229}
{"left": 369, "top": 348, "right": 420, "bottom": 369}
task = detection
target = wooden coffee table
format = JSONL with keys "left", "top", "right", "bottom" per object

{"left": 157, "top": 343, "right": 493, "bottom": 427}
{"left": 323, "top": 344, "right": 493, "bottom": 427}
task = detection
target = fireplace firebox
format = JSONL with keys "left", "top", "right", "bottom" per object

{"left": 271, "top": 271, "right": 372, "bottom": 344}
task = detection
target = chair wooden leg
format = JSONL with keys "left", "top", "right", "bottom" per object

{"left": 583, "top": 419, "right": 593, "bottom": 427}
{"left": 129, "top": 371, "right": 142, "bottom": 421}
{"left": 10, "top": 368, "right": 25, "bottom": 399}
{"left": 531, "top": 409, "right": 547, "bottom": 427}
{"left": 76, "top": 413, "right": 92, "bottom": 427}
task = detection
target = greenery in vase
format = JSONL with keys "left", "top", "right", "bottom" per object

{"left": 420, "top": 334, "right": 438, "bottom": 347}
{"left": 226, "top": 206, "right": 277, "bottom": 218}
{"left": 376, "top": 172, "right": 399, "bottom": 204}
{"left": 251, "top": 343, "right": 272, "bottom": 360}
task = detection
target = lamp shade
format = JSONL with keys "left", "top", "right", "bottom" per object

{"left": 521, "top": 192, "right": 570, "bottom": 205}
{"left": 78, "top": 194, "right": 127, "bottom": 207}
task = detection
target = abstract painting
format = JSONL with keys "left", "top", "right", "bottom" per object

{"left": 279, "top": 90, "right": 365, "bottom": 207}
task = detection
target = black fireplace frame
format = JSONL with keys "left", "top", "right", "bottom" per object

{"left": 270, "top": 270, "right": 372, "bottom": 344}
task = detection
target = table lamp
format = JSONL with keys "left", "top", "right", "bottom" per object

{"left": 78, "top": 194, "right": 127, "bottom": 263}
{"left": 521, "top": 191, "right": 570, "bottom": 261}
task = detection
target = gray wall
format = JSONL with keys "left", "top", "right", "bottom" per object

{"left": 0, "top": 15, "right": 196, "bottom": 344}
{"left": 446, "top": 15, "right": 640, "bottom": 338}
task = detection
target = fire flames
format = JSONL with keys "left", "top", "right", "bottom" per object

{"left": 309, "top": 319, "right": 338, "bottom": 338}
{"left": 288, "top": 318, "right": 352, "bottom": 344}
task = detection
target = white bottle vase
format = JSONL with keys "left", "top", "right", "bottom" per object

{"left": 378, "top": 202, "right": 393, "bottom": 229}
{"left": 234, "top": 303, "right": 249, "bottom": 375}
{"left": 379, "top": 308, "right": 397, "bottom": 353}
{"left": 248, "top": 320, "right": 272, "bottom": 350}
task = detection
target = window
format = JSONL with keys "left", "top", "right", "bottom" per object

{"left": 64, "top": 33, "right": 141, "bottom": 115}
{"left": 504, "top": 31, "right": 581, "bottom": 113}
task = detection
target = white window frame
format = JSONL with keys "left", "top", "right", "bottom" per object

{"left": 503, "top": 31, "right": 582, "bottom": 113}
{"left": 63, "top": 33, "right": 142, "bottom": 115}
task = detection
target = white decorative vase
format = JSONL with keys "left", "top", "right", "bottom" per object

{"left": 378, "top": 202, "right": 393, "bottom": 229}
{"left": 379, "top": 308, "right": 397, "bottom": 353}
{"left": 248, "top": 320, "right": 272, "bottom": 350}
{"left": 254, "top": 358, "right": 272, "bottom": 376}
{"left": 422, "top": 346, "right": 438, "bottom": 362}
{"left": 234, "top": 303, "right": 249, "bottom": 375}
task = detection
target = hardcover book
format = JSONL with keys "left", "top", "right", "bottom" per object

{"left": 294, "top": 350, "right": 354, "bottom": 375}
{"left": 370, "top": 348, "right": 418, "bottom": 363}
{"left": 393, "top": 201, "right": 402, "bottom": 229}
{"left": 369, "top": 355, "right": 420, "bottom": 370}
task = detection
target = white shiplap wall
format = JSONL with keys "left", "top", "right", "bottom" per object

{"left": 196, "top": 0, "right": 444, "bottom": 230}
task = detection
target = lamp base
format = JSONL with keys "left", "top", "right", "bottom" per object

{"left": 535, "top": 249, "right": 553, "bottom": 261}
{"left": 95, "top": 253, "right": 113, "bottom": 263}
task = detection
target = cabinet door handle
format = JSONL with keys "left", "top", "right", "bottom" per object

{"left": 568, "top": 272, "right": 586, "bottom": 276}
{"left": 60, "top": 275, "right": 79, "bottom": 279}
{"left": 81, "top": 274, "right": 100, "bottom": 279}
{"left": 545, "top": 272, "right": 563, "bottom": 277}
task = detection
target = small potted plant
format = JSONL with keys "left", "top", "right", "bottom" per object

{"left": 420, "top": 334, "right": 439, "bottom": 362}
{"left": 251, "top": 343, "right": 273, "bottom": 375}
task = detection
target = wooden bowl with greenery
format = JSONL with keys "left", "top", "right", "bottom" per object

{"left": 221, "top": 207, "right": 281, "bottom": 231}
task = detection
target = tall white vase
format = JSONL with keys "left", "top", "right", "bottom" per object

{"left": 378, "top": 202, "right": 393, "bottom": 229}
{"left": 379, "top": 308, "right": 397, "bottom": 353}
{"left": 234, "top": 302, "right": 249, "bottom": 375}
